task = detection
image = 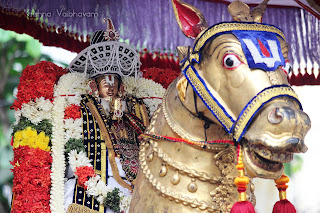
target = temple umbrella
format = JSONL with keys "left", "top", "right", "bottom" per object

{"left": 0, "top": 0, "right": 319, "bottom": 85}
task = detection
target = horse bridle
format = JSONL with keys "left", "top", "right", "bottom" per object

{"left": 180, "top": 22, "right": 302, "bottom": 142}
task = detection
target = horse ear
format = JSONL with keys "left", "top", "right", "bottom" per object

{"left": 172, "top": 0, "right": 208, "bottom": 39}
{"left": 228, "top": 0, "right": 270, "bottom": 23}
{"left": 176, "top": 46, "right": 191, "bottom": 61}
{"left": 228, "top": 0, "right": 252, "bottom": 22}
{"left": 250, "top": 0, "right": 270, "bottom": 23}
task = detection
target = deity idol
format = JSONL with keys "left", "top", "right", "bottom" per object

{"left": 65, "top": 18, "right": 149, "bottom": 213}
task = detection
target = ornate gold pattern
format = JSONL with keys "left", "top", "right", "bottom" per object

{"left": 134, "top": 100, "right": 256, "bottom": 212}
{"left": 176, "top": 76, "right": 188, "bottom": 102}
{"left": 194, "top": 22, "right": 286, "bottom": 52}
{"left": 209, "top": 185, "right": 237, "bottom": 212}
{"left": 189, "top": 52, "right": 200, "bottom": 62}
{"left": 148, "top": 138, "right": 224, "bottom": 184}
{"left": 233, "top": 86, "right": 300, "bottom": 141}
{"left": 139, "top": 139, "right": 219, "bottom": 212}
{"left": 139, "top": 103, "right": 150, "bottom": 127}
{"left": 213, "top": 146, "right": 237, "bottom": 176}
{"left": 67, "top": 203, "right": 98, "bottom": 213}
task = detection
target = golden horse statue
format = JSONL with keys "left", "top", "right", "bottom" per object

{"left": 130, "top": 0, "right": 311, "bottom": 212}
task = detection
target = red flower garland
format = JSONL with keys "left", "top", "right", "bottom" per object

{"left": 64, "top": 104, "right": 82, "bottom": 120}
{"left": 142, "top": 67, "right": 180, "bottom": 89}
{"left": 11, "top": 61, "right": 67, "bottom": 110}
{"left": 74, "top": 166, "right": 96, "bottom": 189}
{"left": 10, "top": 146, "right": 52, "bottom": 213}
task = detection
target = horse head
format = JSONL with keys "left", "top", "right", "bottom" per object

{"left": 172, "top": 0, "right": 311, "bottom": 179}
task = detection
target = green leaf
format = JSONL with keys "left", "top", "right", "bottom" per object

{"left": 26, "top": 39, "right": 41, "bottom": 58}
{"left": 0, "top": 29, "right": 13, "bottom": 43}
{"left": 15, "top": 33, "right": 33, "bottom": 42}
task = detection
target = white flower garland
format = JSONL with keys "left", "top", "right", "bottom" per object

{"left": 68, "top": 150, "right": 131, "bottom": 213}
{"left": 54, "top": 72, "right": 90, "bottom": 97}
{"left": 14, "top": 97, "right": 54, "bottom": 125}
{"left": 64, "top": 118, "right": 83, "bottom": 142}
{"left": 68, "top": 150, "right": 92, "bottom": 171}
{"left": 50, "top": 95, "right": 67, "bottom": 213}
{"left": 122, "top": 76, "right": 166, "bottom": 115}
{"left": 50, "top": 72, "right": 88, "bottom": 213}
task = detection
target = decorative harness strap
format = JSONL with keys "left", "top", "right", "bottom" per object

{"left": 180, "top": 22, "right": 302, "bottom": 142}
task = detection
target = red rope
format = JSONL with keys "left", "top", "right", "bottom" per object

{"left": 139, "top": 133, "right": 234, "bottom": 147}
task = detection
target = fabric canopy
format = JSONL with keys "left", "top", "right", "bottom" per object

{"left": 0, "top": 0, "right": 320, "bottom": 85}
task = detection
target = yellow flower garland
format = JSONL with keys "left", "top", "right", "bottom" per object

{"left": 13, "top": 126, "right": 50, "bottom": 151}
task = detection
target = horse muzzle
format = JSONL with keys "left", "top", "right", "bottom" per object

{"left": 245, "top": 99, "right": 311, "bottom": 153}
{"left": 242, "top": 98, "right": 311, "bottom": 178}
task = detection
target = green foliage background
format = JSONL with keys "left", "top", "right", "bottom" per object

{"left": 0, "top": 28, "right": 66, "bottom": 212}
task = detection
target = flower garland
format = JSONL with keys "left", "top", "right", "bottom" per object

{"left": 142, "top": 67, "right": 180, "bottom": 89}
{"left": 68, "top": 150, "right": 131, "bottom": 213}
{"left": 122, "top": 76, "right": 166, "bottom": 115}
{"left": 10, "top": 61, "right": 66, "bottom": 213}
{"left": 11, "top": 146, "right": 52, "bottom": 213}
{"left": 13, "top": 97, "right": 53, "bottom": 125}
{"left": 11, "top": 61, "right": 67, "bottom": 110}
{"left": 13, "top": 126, "right": 50, "bottom": 151}
{"left": 11, "top": 61, "right": 167, "bottom": 212}
{"left": 50, "top": 72, "right": 87, "bottom": 213}
{"left": 64, "top": 104, "right": 82, "bottom": 120}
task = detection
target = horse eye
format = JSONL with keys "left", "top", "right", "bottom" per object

{"left": 223, "top": 54, "right": 241, "bottom": 70}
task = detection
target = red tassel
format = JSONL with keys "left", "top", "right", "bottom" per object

{"left": 231, "top": 201, "right": 255, "bottom": 213}
{"left": 272, "top": 199, "right": 296, "bottom": 213}
{"left": 273, "top": 173, "right": 297, "bottom": 213}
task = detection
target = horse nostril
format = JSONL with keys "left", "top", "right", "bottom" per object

{"left": 286, "top": 138, "right": 308, "bottom": 153}
{"left": 268, "top": 107, "right": 283, "bottom": 124}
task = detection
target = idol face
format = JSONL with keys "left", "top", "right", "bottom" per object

{"left": 98, "top": 75, "right": 119, "bottom": 98}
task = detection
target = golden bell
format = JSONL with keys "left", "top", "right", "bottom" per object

{"left": 159, "top": 164, "right": 167, "bottom": 177}
{"left": 171, "top": 171, "right": 181, "bottom": 185}
{"left": 147, "top": 152, "right": 154, "bottom": 162}
{"left": 187, "top": 178, "right": 197, "bottom": 193}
